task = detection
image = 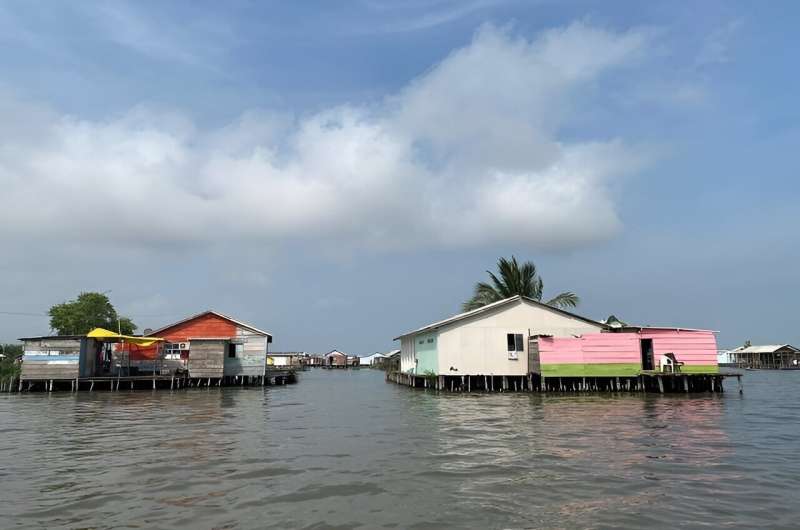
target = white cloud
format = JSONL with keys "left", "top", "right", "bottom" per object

{"left": 0, "top": 22, "right": 650, "bottom": 253}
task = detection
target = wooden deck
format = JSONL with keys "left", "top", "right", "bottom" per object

{"left": 8, "top": 367, "right": 299, "bottom": 392}
{"left": 388, "top": 371, "right": 743, "bottom": 394}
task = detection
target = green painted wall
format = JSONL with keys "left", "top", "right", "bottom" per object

{"left": 415, "top": 333, "right": 438, "bottom": 374}
{"left": 680, "top": 365, "right": 719, "bottom": 374}
{"left": 541, "top": 363, "right": 720, "bottom": 377}
{"left": 542, "top": 363, "right": 641, "bottom": 377}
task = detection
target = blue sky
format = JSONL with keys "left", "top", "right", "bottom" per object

{"left": 1, "top": 1, "right": 798, "bottom": 352}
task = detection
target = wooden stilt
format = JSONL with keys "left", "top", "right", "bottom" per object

{"left": 683, "top": 376, "right": 689, "bottom": 393}
{"left": 657, "top": 376, "right": 664, "bottom": 394}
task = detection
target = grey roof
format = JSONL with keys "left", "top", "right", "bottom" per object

{"left": 393, "top": 295, "right": 606, "bottom": 340}
{"left": 147, "top": 310, "right": 272, "bottom": 337}
{"left": 18, "top": 334, "right": 85, "bottom": 341}
{"left": 730, "top": 344, "right": 799, "bottom": 354}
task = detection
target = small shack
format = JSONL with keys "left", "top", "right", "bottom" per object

{"left": 359, "top": 352, "right": 386, "bottom": 367}
{"left": 268, "top": 352, "right": 304, "bottom": 368}
{"left": 19, "top": 330, "right": 164, "bottom": 390}
{"left": 144, "top": 310, "right": 273, "bottom": 382}
{"left": 728, "top": 344, "right": 800, "bottom": 369}
{"left": 19, "top": 335, "right": 89, "bottom": 382}
{"left": 533, "top": 328, "right": 719, "bottom": 377}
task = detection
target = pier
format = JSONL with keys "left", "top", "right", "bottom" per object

{"left": 4, "top": 367, "right": 297, "bottom": 393}
{"left": 387, "top": 371, "right": 742, "bottom": 394}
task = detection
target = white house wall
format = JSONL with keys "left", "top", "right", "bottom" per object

{"left": 436, "top": 300, "right": 603, "bottom": 376}
{"left": 400, "top": 336, "right": 416, "bottom": 373}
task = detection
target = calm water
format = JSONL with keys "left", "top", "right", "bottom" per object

{"left": 1, "top": 369, "right": 799, "bottom": 529}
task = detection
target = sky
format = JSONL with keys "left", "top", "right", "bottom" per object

{"left": 1, "top": 0, "right": 798, "bottom": 352}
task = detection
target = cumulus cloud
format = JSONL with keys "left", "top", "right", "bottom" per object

{"left": 0, "top": 22, "right": 650, "bottom": 253}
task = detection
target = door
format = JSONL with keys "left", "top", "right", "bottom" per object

{"left": 528, "top": 338, "right": 541, "bottom": 374}
{"left": 640, "top": 339, "right": 654, "bottom": 371}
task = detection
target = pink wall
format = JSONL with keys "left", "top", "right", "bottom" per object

{"left": 538, "top": 334, "right": 640, "bottom": 365}
{"left": 639, "top": 329, "right": 718, "bottom": 365}
{"left": 537, "top": 329, "right": 718, "bottom": 366}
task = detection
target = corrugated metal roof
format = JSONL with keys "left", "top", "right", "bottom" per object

{"left": 730, "top": 344, "right": 799, "bottom": 354}
{"left": 147, "top": 310, "right": 272, "bottom": 337}
{"left": 393, "top": 295, "right": 606, "bottom": 340}
{"left": 18, "top": 335, "right": 85, "bottom": 341}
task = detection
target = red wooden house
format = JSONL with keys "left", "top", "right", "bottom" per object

{"left": 121, "top": 311, "right": 272, "bottom": 380}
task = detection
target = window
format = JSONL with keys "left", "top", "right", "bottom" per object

{"left": 427, "top": 338, "right": 434, "bottom": 344}
{"left": 507, "top": 333, "right": 523, "bottom": 360}
{"left": 227, "top": 343, "right": 237, "bottom": 359}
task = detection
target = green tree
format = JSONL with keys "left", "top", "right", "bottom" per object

{"left": 1, "top": 343, "right": 23, "bottom": 380}
{"left": 463, "top": 256, "right": 580, "bottom": 312}
{"left": 48, "top": 292, "right": 137, "bottom": 335}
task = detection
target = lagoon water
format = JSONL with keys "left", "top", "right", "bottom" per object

{"left": 1, "top": 369, "right": 799, "bottom": 529}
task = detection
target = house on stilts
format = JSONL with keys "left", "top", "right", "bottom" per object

{"left": 16, "top": 310, "right": 297, "bottom": 392}
{"left": 390, "top": 295, "right": 739, "bottom": 393}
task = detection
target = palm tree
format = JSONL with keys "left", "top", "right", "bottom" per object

{"left": 463, "top": 256, "right": 580, "bottom": 312}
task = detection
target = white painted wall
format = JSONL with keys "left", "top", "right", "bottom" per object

{"left": 400, "top": 336, "right": 416, "bottom": 373}
{"left": 435, "top": 299, "right": 604, "bottom": 376}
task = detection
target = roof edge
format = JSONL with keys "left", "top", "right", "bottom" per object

{"left": 393, "top": 295, "right": 606, "bottom": 341}
{"left": 147, "top": 310, "right": 272, "bottom": 337}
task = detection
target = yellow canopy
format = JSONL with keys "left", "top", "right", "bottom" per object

{"left": 87, "top": 328, "right": 165, "bottom": 346}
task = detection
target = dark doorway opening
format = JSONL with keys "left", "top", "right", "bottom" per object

{"left": 227, "top": 343, "right": 237, "bottom": 359}
{"left": 640, "top": 339, "right": 654, "bottom": 371}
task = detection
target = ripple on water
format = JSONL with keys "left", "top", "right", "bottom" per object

{"left": 1, "top": 370, "right": 799, "bottom": 529}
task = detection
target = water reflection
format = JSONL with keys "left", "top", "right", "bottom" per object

{"left": 0, "top": 370, "right": 797, "bottom": 529}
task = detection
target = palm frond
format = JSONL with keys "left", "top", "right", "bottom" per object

{"left": 462, "top": 282, "right": 503, "bottom": 311}
{"left": 464, "top": 256, "right": 580, "bottom": 311}
{"left": 544, "top": 291, "right": 580, "bottom": 309}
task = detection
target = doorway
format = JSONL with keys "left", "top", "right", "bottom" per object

{"left": 640, "top": 339, "right": 654, "bottom": 371}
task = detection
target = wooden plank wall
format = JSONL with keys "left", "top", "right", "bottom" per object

{"left": 223, "top": 328, "right": 267, "bottom": 377}
{"left": 188, "top": 340, "right": 226, "bottom": 378}
{"left": 21, "top": 338, "right": 82, "bottom": 380}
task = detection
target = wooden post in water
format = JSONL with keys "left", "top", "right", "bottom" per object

{"left": 657, "top": 376, "right": 664, "bottom": 394}
{"left": 467, "top": 376, "right": 471, "bottom": 392}
{"left": 90, "top": 381, "right": 94, "bottom": 392}
{"left": 683, "top": 376, "right": 689, "bottom": 393}
{"left": 737, "top": 375, "right": 743, "bottom": 394}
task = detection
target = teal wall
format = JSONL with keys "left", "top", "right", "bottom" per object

{"left": 415, "top": 332, "right": 438, "bottom": 374}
